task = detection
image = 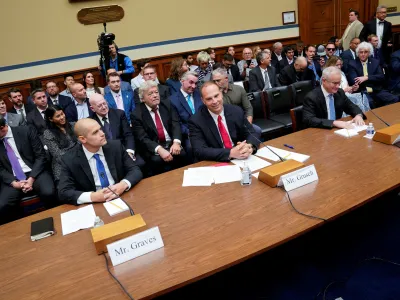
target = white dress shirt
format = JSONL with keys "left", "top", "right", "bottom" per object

{"left": 110, "top": 89, "right": 124, "bottom": 110}
{"left": 3, "top": 129, "right": 32, "bottom": 174}
{"left": 77, "top": 146, "right": 131, "bottom": 204}
{"left": 36, "top": 106, "right": 48, "bottom": 119}
{"left": 14, "top": 105, "right": 27, "bottom": 116}
{"left": 321, "top": 85, "right": 334, "bottom": 120}
{"left": 274, "top": 53, "right": 283, "bottom": 61}
{"left": 208, "top": 109, "right": 234, "bottom": 148}
{"left": 376, "top": 19, "right": 384, "bottom": 48}
{"left": 50, "top": 96, "right": 59, "bottom": 105}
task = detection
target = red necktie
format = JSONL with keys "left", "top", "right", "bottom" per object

{"left": 152, "top": 108, "right": 166, "bottom": 143}
{"left": 217, "top": 115, "right": 232, "bottom": 149}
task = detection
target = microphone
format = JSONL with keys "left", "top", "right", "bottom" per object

{"left": 100, "top": 173, "right": 135, "bottom": 215}
{"left": 361, "top": 92, "right": 390, "bottom": 127}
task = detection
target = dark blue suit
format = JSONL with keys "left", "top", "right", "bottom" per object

{"left": 340, "top": 49, "right": 356, "bottom": 74}
{"left": 64, "top": 99, "right": 94, "bottom": 123}
{"left": 47, "top": 95, "right": 73, "bottom": 110}
{"left": 104, "top": 90, "right": 135, "bottom": 124}
{"left": 389, "top": 50, "right": 400, "bottom": 95}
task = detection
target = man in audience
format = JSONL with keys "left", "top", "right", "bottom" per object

{"left": 278, "top": 57, "right": 315, "bottom": 86}
{"left": 0, "top": 115, "right": 56, "bottom": 224}
{"left": 325, "top": 42, "right": 337, "bottom": 62}
{"left": 206, "top": 47, "right": 216, "bottom": 65}
{"left": 340, "top": 10, "right": 364, "bottom": 51}
{"left": 227, "top": 46, "right": 239, "bottom": 65}
{"left": 7, "top": 88, "right": 34, "bottom": 121}
{"left": 294, "top": 40, "right": 305, "bottom": 57}
{"left": 368, "top": 34, "right": 385, "bottom": 67}
{"left": 303, "top": 67, "right": 364, "bottom": 129}
{"left": 222, "top": 54, "right": 241, "bottom": 82}
{"left": 105, "top": 68, "right": 134, "bottom": 95}
{"left": 1, "top": 99, "right": 24, "bottom": 127}
{"left": 133, "top": 65, "right": 170, "bottom": 104}
{"left": 27, "top": 89, "right": 49, "bottom": 135}
{"left": 131, "top": 81, "right": 186, "bottom": 175}
{"left": 104, "top": 72, "right": 135, "bottom": 123}
{"left": 101, "top": 42, "right": 135, "bottom": 83}
{"left": 341, "top": 37, "right": 360, "bottom": 72}
{"left": 237, "top": 48, "right": 257, "bottom": 81}
{"left": 89, "top": 94, "right": 145, "bottom": 169}
{"left": 45, "top": 81, "right": 72, "bottom": 109}
{"left": 306, "top": 45, "right": 322, "bottom": 85}
{"left": 188, "top": 82, "right": 260, "bottom": 162}
{"left": 195, "top": 51, "right": 213, "bottom": 82}
{"left": 183, "top": 53, "right": 198, "bottom": 71}
{"left": 131, "top": 59, "right": 150, "bottom": 90}
{"left": 278, "top": 46, "right": 295, "bottom": 74}
{"left": 360, "top": 5, "right": 392, "bottom": 63}
{"left": 271, "top": 42, "right": 284, "bottom": 63}
{"left": 348, "top": 42, "right": 398, "bottom": 107}
{"left": 64, "top": 83, "right": 92, "bottom": 122}
{"left": 59, "top": 74, "right": 75, "bottom": 99}
{"left": 249, "top": 51, "right": 279, "bottom": 92}
{"left": 389, "top": 49, "right": 400, "bottom": 95}
{"left": 58, "top": 118, "right": 143, "bottom": 205}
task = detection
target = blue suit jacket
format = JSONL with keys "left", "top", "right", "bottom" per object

{"left": 347, "top": 58, "right": 384, "bottom": 93}
{"left": 170, "top": 89, "right": 203, "bottom": 136}
{"left": 340, "top": 50, "right": 356, "bottom": 73}
{"left": 104, "top": 90, "right": 135, "bottom": 124}
{"left": 389, "top": 50, "right": 400, "bottom": 95}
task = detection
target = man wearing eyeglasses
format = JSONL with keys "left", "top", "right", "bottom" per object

{"left": 325, "top": 42, "right": 337, "bottom": 61}
{"left": 303, "top": 66, "right": 364, "bottom": 129}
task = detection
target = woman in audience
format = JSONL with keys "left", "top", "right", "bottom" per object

{"left": 83, "top": 71, "right": 104, "bottom": 98}
{"left": 325, "top": 56, "right": 370, "bottom": 114}
{"left": 166, "top": 58, "right": 189, "bottom": 95}
{"left": 43, "top": 105, "right": 78, "bottom": 185}
{"left": 252, "top": 46, "right": 261, "bottom": 59}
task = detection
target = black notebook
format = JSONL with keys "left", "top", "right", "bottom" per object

{"left": 31, "top": 217, "right": 55, "bottom": 241}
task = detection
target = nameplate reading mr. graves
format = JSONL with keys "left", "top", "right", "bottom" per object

{"left": 278, "top": 164, "right": 318, "bottom": 192}
{"left": 107, "top": 226, "right": 164, "bottom": 266}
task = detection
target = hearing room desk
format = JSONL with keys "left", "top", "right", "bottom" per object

{"left": 0, "top": 103, "right": 400, "bottom": 299}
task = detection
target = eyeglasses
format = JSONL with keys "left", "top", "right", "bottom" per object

{"left": 326, "top": 80, "right": 341, "bottom": 86}
{"left": 326, "top": 48, "right": 335, "bottom": 51}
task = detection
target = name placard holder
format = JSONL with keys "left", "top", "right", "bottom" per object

{"left": 107, "top": 226, "right": 164, "bottom": 266}
{"left": 278, "top": 164, "right": 318, "bottom": 192}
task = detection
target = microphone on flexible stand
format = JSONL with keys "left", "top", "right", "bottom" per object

{"left": 362, "top": 92, "right": 390, "bottom": 127}
{"left": 100, "top": 173, "right": 135, "bottom": 215}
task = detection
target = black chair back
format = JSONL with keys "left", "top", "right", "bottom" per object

{"left": 265, "top": 86, "right": 292, "bottom": 116}
{"left": 247, "top": 92, "right": 266, "bottom": 119}
{"left": 290, "top": 105, "right": 304, "bottom": 132}
{"left": 289, "top": 81, "right": 313, "bottom": 106}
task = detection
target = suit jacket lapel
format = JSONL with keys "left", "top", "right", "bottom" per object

{"left": 77, "top": 146, "right": 95, "bottom": 189}
{"left": 318, "top": 88, "right": 328, "bottom": 119}
{"left": 0, "top": 139, "right": 12, "bottom": 173}
{"left": 256, "top": 67, "right": 264, "bottom": 88}
{"left": 224, "top": 107, "right": 237, "bottom": 143}
{"left": 159, "top": 104, "right": 170, "bottom": 134}
{"left": 107, "top": 110, "right": 118, "bottom": 138}
{"left": 141, "top": 104, "right": 157, "bottom": 135}
{"left": 204, "top": 109, "right": 223, "bottom": 147}
{"left": 102, "top": 145, "right": 118, "bottom": 182}
{"left": 179, "top": 92, "right": 193, "bottom": 115}
{"left": 267, "top": 67, "right": 274, "bottom": 86}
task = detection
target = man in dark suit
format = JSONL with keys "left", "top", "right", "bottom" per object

{"left": 0, "top": 116, "right": 56, "bottom": 224}
{"left": 64, "top": 83, "right": 93, "bottom": 122}
{"left": 133, "top": 65, "right": 170, "bottom": 105}
{"left": 222, "top": 53, "right": 241, "bottom": 82}
{"left": 359, "top": 5, "right": 392, "bottom": 63}
{"left": 45, "top": 81, "right": 73, "bottom": 109}
{"left": 303, "top": 67, "right": 364, "bottom": 129}
{"left": 348, "top": 42, "right": 398, "bottom": 107}
{"left": 389, "top": 50, "right": 400, "bottom": 95}
{"left": 271, "top": 42, "right": 283, "bottom": 64}
{"left": 7, "top": 88, "right": 34, "bottom": 121}
{"left": 131, "top": 80, "right": 186, "bottom": 176}
{"left": 27, "top": 89, "right": 49, "bottom": 135}
{"left": 278, "top": 57, "right": 315, "bottom": 86}
{"left": 249, "top": 51, "right": 279, "bottom": 92}
{"left": 340, "top": 37, "right": 360, "bottom": 73}
{"left": 278, "top": 46, "right": 295, "bottom": 74}
{"left": 188, "top": 82, "right": 260, "bottom": 162}
{"left": 1, "top": 99, "right": 25, "bottom": 127}
{"left": 368, "top": 34, "right": 386, "bottom": 67}
{"left": 58, "top": 118, "right": 142, "bottom": 205}
{"left": 305, "top": 45, "right": 322, "bottom": 85}
{"left": 294, "top": 40, "right": 306, "bottom": 57}
{"left": 89, "top": 93, "right": 145, "bottom": 169}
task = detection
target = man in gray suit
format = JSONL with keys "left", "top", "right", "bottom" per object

{"left": 340, "top": 10, "right": 364, "bottom": 51}
{"left": 0, "top": 99, "right": 24, "bottom": 127}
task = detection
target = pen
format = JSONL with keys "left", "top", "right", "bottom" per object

{"left": 284, "top": 144, "right": 294, "bottom": 149}
{"left": 109, "top": 201, "right": 123, "bottom": 210}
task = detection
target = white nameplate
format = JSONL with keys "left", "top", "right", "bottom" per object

{"left": 278, "top": 164, "right": 318, "bottom": 192}
{"left": 107, "top": 226, "right": 164, "bottom": 266}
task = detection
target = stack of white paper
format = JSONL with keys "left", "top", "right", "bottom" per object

{"left": 61, "top": 205, "right": 96, "bottom": 236}
{"left": 256, "top": 146, "right": 310, "bottom": 163}
{"left": 212, "top": 165, "right": 242, "bottom": 184}
{"left": 182, "top": 165, "right": 242, "bottom": 186}
{"left": 231, "top": 155, "right": 271, "bottom": 172}
{"left": 334, "top": 128, "right": 359, "bottom": 138}
{"left": 104, "top": 198, "right": 129, "bottom": 216}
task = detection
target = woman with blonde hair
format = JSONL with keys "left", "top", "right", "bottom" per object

{"left": 166, "top": 58, "right": 189, "bottom": 95}
{"left": 252, "top": 46, "right": 261, "bottom": 58}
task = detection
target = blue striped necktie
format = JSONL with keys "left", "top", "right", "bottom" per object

{"left": 186, "top": 94, "right": 195, "bottom": 114}
{"left": 93, "top": 154, "right": 109, "bottom": 188}
{"left": 328, "top": 94, "right": 336, "bottom": 120}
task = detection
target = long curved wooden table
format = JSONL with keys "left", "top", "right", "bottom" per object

{"left": 1, "top": 103, "right": 400, "bottom": 300}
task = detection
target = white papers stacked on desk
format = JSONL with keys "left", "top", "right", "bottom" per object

{"left": 182, "top": 165, "right": 242, "bottom": 186}
{"left": 104, "top": 198, "right": 129, "bottom": 216}
{"left": 334, "top": 124, "right": 368, "bottom": 138}
{"left": 231, "top": 155, "right": 271, "bottom": 172}
{"left": 256, "top": 146, "right": 310, "bottom": 163}
{"left": 61, "top": 205, "right": 96, "bottom": 236}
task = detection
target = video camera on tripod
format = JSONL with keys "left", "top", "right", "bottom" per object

{"left": 98, "top": 23, "right": 115, "bottom": 71}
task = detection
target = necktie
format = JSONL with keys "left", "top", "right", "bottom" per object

{"left": 102, "top": 117, "right": 113, "bottom": 139}
{"left": 264, "top": 70, "right": 271, "bottom": 90}
{"left": 19, "top": 109, "right": 25, "bottom": 121}
{"left": 186, "top": 94, "right": 195, "bottom": 114}
{"left": 363, "top": 63, "right": 373, "bottom": 93}
{"left": 217, "top": 115, "right": 232, "bottom": 149}
{"left": 93, "top": 154, "right": 109, "bottom": 188}
{"left": 379, "top": 21, "right": 384, "bottom": 25}
{"left": 41, "top": 111, "right": 46, "bottom": 119}
{"left": 152, "top": 108, "right": 166, "bottom": 143}
{"left": 3, "top": 138, "right": 26, "bottom": 180}
{"left": 115, "top": 94, "right": 124, "bottom": 110}
{"left": 328, "top": 94, "right": 336, "bottom": 120}
{"left": 53, "top": 99, "right": 58, "bottom": 106}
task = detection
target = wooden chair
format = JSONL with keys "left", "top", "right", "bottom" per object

{"left": 290, "top": 105, "right": 304, "bottom": 132}
{"left": 20, "top": 195, "right": 45, "bottom": 216}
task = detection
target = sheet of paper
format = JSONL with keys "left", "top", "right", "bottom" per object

{"left": 104, "top": 198, "right": 129, "bottom": 216}
{"left": 182, "top": 167, "right": 214, "bottom": 187}
{"left": 256, "top": 146, "right": 310, "bottom": 163}
{"left": 352, "top": 124, "right": 368, "bottom": 132}
{"left": 231, "top": 155, "right": 271, "bottom": 172}
{"left": 252, "top": 172, "right": 259, "bottom": 179}
{"left": 334, "top": 128, "right": 359, "bottom": 137}
{"left": 61, "top": 205, "right": 96, "bottom": 236}
{"left": 212, "top": 165, "right": 242, "bottom": 184}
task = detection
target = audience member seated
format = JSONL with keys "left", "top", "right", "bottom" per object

{"left": 166, "top": 58, "right": 189, "bottom": 95}
{"left": 100, "top": 42, "right": 134, "bottom": 83}
{"left": 317, "top": 45, "right": 328, "bottom": 64}
{"left": 271, "top": 42, "right": 283, "bottom": 63}
{"left": 368, "top": 34, "right": 385, "bottom": 67}
{"left": 278, "top": 57, "right": 315, "bottom": 86}
{"left": 200, "top": 62, "right": 234, "bottom": 85}
{"left": 89, "top": 94, "right": 145, "bottom": 169}
{"left": 169, "top": 71, "right": 202, "bottom": 160}
{"left": 227, "top": 46, "right": 240, "bottom": 65}
{"left": 249, "top": 51, "right": 279, "bottom": 92}
{"left": 294, "top": 40, "right": 306, "bottom": 57}
{"left": 105, "top": 68, "right": 134, "bottom": 95}
{"left": 262, "top": 49, "right": 279, "bottom": 69}
{"left": 27, "top": 89, "right": 49, "bottom": 135}
{"left": 348, "top": 42, "right": 398, "bottom": 107}
{"left": 278, "top": 46, "right": 295, "bottom": 74}
{"left": 237, "top": 48, "right": 258, "bottom": 81}
{"left": 303, "top": 67, "right": 364, "bottom": 129}
{"left": 306, "top": 45, "right": 322, "bottom": 85}
{"left": 0, "top": 116, "right": 56, "bottom": 225}
{"left": 325, "top": 56, "right": 370, "bottom": 113}
{"left": 58, "top": 119, "right": 143, "bottom": 205}
{"left": 134, "top": 65, "right": 170, "bottom": 104}
{"left": 59, "top": 74, "right": 75, "bottom": 99}
{"left": 7, "top": 88, "right": 34, "bottom": 121}
{"left": 130, "top": 59, "right": 150, "bottom": 90}
{"left": 43, "top": 105, "right": 77, "bottom": 185}
{"left": 222, "top": 54, "right": 241, "bottom": 82}
{"left": 64, "top": 83, "right": 93, "bottom": 122}
{"left": 27, "top": 80, "right": 47, "bottom": 104}
{"left": 195, "top": 51, "right": 213, "bottom": 83}
{"left": 83, "top": 71, "right": 104, "bottom": 98}
{"left": 325, "top": 42, "right": 337, "bottom": 63}
{"left": 329, "top": 36, "right": 343, "bottom": 56}
{"left": 252, "top": 46, "right": 262, "bottom": 59}
{"left": 183, "top": 53, "right": 198, "bottom": 71}
{"left": 188, "top": 82, "right": 260, "bottom": 162}
{"left": 206, "top": 47, "right": 216, "bottom": 65}
{"left": 131, "top": 81, "right": 186, "bottom": 176}
{"left": 104, "top": 72, "right": 135, "bottom": 123}
{"left": 340, "top": 37, "right": 360, "bottom": 73}
{"left": 1, "top": 99, "right": 24, "bottom": 127}
{"left": 45, "top": 81, "right": 73, "bottom": 109}
{"left": 389, "top": 50, "right": 400, "bottom": 95}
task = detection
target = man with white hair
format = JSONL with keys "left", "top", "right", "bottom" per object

{"left": 237, "top": 48, "right": 257, "bottom": 81}
{"left": 303, "top": 66, "right": 364, "bottom": 129}
{"left": 348, "top": 42, "right": 398, "bottom": 107}
{"left": 271, "top": 42, "right": 283, "bottom": 63}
